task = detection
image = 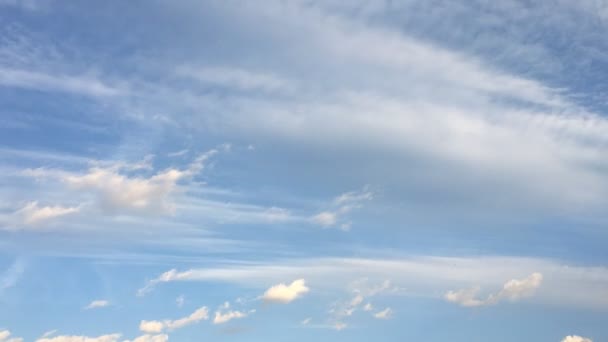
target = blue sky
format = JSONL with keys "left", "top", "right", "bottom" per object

{"left": 0, "top": 1, "right": 607, "bottom": 341}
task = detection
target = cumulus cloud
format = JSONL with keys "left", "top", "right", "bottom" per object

{"left": 24, "top": 151, "right": 216, "bottom": 216}
{"left": 562, "top": 336, "right": 592, "bottom": 342}
{"left": 262, "top": 279, "right": 310, "bottom": 303}
{"left": 373, "top": 307, "right": 392, "bottom": 319}
{"left": 445, "top": 272, "right": 543, "bottom": 307}
{"left": 35, "top": 333, "right": 121, "bottom": 342}
{"left": 0, "top": 330, "right": 23, "bottom": 342}
{"left": 140, "top": 306, "right": 209, "bottom": 333}
{"left": 14, "top": 201, "right": 79, "bottom": 226}
{"left": 84, "top": 300, "right": 110, "bottom": 310}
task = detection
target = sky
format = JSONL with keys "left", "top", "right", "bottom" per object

{"left": 0, "top": 1, "right": 607, "bottom": 341}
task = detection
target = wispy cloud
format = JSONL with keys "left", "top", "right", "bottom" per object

{"left": 14, "top": 201, "right": 80, "bottom": 226}
{"left": 139, "top": 306, "right": 209, "bottom": 333}
{"left": 0, "top": 258, "right": 25, "bottom": 296}
{"left": 136, "top": 256, "right": 608, "bottom": 310}
{"left": 444, "top": 273, "right": 543, "bottom": 307}
{"left": 84, "top": 299, "right": 110, "bottom": 310}
{"left": 36, "top": 334, "right": 121, "bottom": 342}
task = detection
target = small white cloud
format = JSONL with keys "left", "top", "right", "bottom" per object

{"left": 263, "top": 279, "right": 310, "bottom": 304}
{"left": 445, "top": 272, "right": 543, "bottom": 307}
{"left": 85, "top": 299, "right": 110, "bottom": 310}
{"left": 140, "top": 306, "right": 209, "bottom": 333}
{"left": 139, "top": 321, "right": 164, "bottom": 334}
{"left": 213, "top": 309, "right": 253, "bottom": 324}
{"left": 373, "top": 307, "right": 393, "bottom": 320}
{"left": 311, "top": 211, "right": 337, "bottom": 227}
{"left": 562, "top": 336, "right": 593, "bottom": 342}
{"left": 167, "top": 149, "right": 189, "bottom": 158}
{"left": 363, "top": 303, "right": 373, "bottom": 311}
{"left": 15, "top": 201, "right": 79, "bottom": 226}
{"left": 311, "top": 188, "right": 373, "bottom": 230}
{"left": 35, "top": 333, "right": 121, "bottom": 342}
{"left": 301, "top": 317, "right": 312, "bottom": 325}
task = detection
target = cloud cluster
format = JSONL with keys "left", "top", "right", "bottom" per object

{"left": 444, "top": 273, "right": 543, "bottom": 307}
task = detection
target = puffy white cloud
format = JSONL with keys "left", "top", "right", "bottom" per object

{"left": 262, "top": 279, "right": 310, "bottom": 303}
{"left": 562, "top": 336, "right": 592, "bottom": 342}
{"left": 445, "top": 273, "right": 543, "bottom": 307}
{"left": 363, "top": 303, "right": 373, "bottom": 311}
{"left": 373, "top": 307, "right": 392, "bottom": 320}
{"left": 24, "top": 151, "right": 216, "bottom": 216}
{"left": 84, "top": 300, "right": 110, "bottom": 310}
{"left": 35, "top": 333, "right": 121, "bottom": 342}
{"left": 139, "top": 306, "right": 209, "bottom": 333}
{"left": 139, "top": 321, "right": 164, "bottom": 334}
{"left": 300, "top": 318, "right": 312, "bottom": 325}
{"left": 15, "top": 201, "right": 79, "bottom": 226}
{"left": 0, "top": 330, "right": 22, "bottom": 342}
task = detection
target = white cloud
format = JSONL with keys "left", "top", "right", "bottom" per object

{"left": 138, "top": 321, "right": 164, "bottom": 334}
{"left": 311, "top": 188, "right": 373, "bottom": 230}
{"left": 176, "top": 65, "right": 291, "bottom": 93}
{"left": 0, "top": 330, "right": 22, "bottom": 342}
{"left": 84, "top": 300, "right": 110, "bottom": 310}
{"left": 0, "top": 67, "right": 121, "bottom": 97}
{"left": 311, "top": 211, "right": 336, "bottom": 227}
{"left": 562, "top": 336, "right": 593, "bottom": 342}
{"left": 301, "top": 317, "right": 312, "bottom": 325}
{"left": 444, "top": 272, "right": 543, "bottom": 307}
{"left": 36, "top": 334, "right": 121, "bottom": 342}
{"left": 127, "top": 334, "right": 168, "bottom": 342}
{"left": 363, "top": 303, "right": 373, "bottom": 311}
{"left": 0, "top": 259, "right": 25, "bottom": 296}
{"left": 213, "top": 309, "right": 254, "bottom": 324}
{"left": 24, "top": 151, "right": 216, "bottom": 216}
{"left": 139, "top": 306, "right": 209, "bottom": 333}
{"left": 15, "top": 201, "right": 79, "bottom": 226}
{"left": 373, "top": 307, "right": 392, "bottom": 319}
{"left": 136, "top": 256, "right": 608, "bottom": 310}
{"left": 262, "top": 279, "right": 310, "bottom": 304}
